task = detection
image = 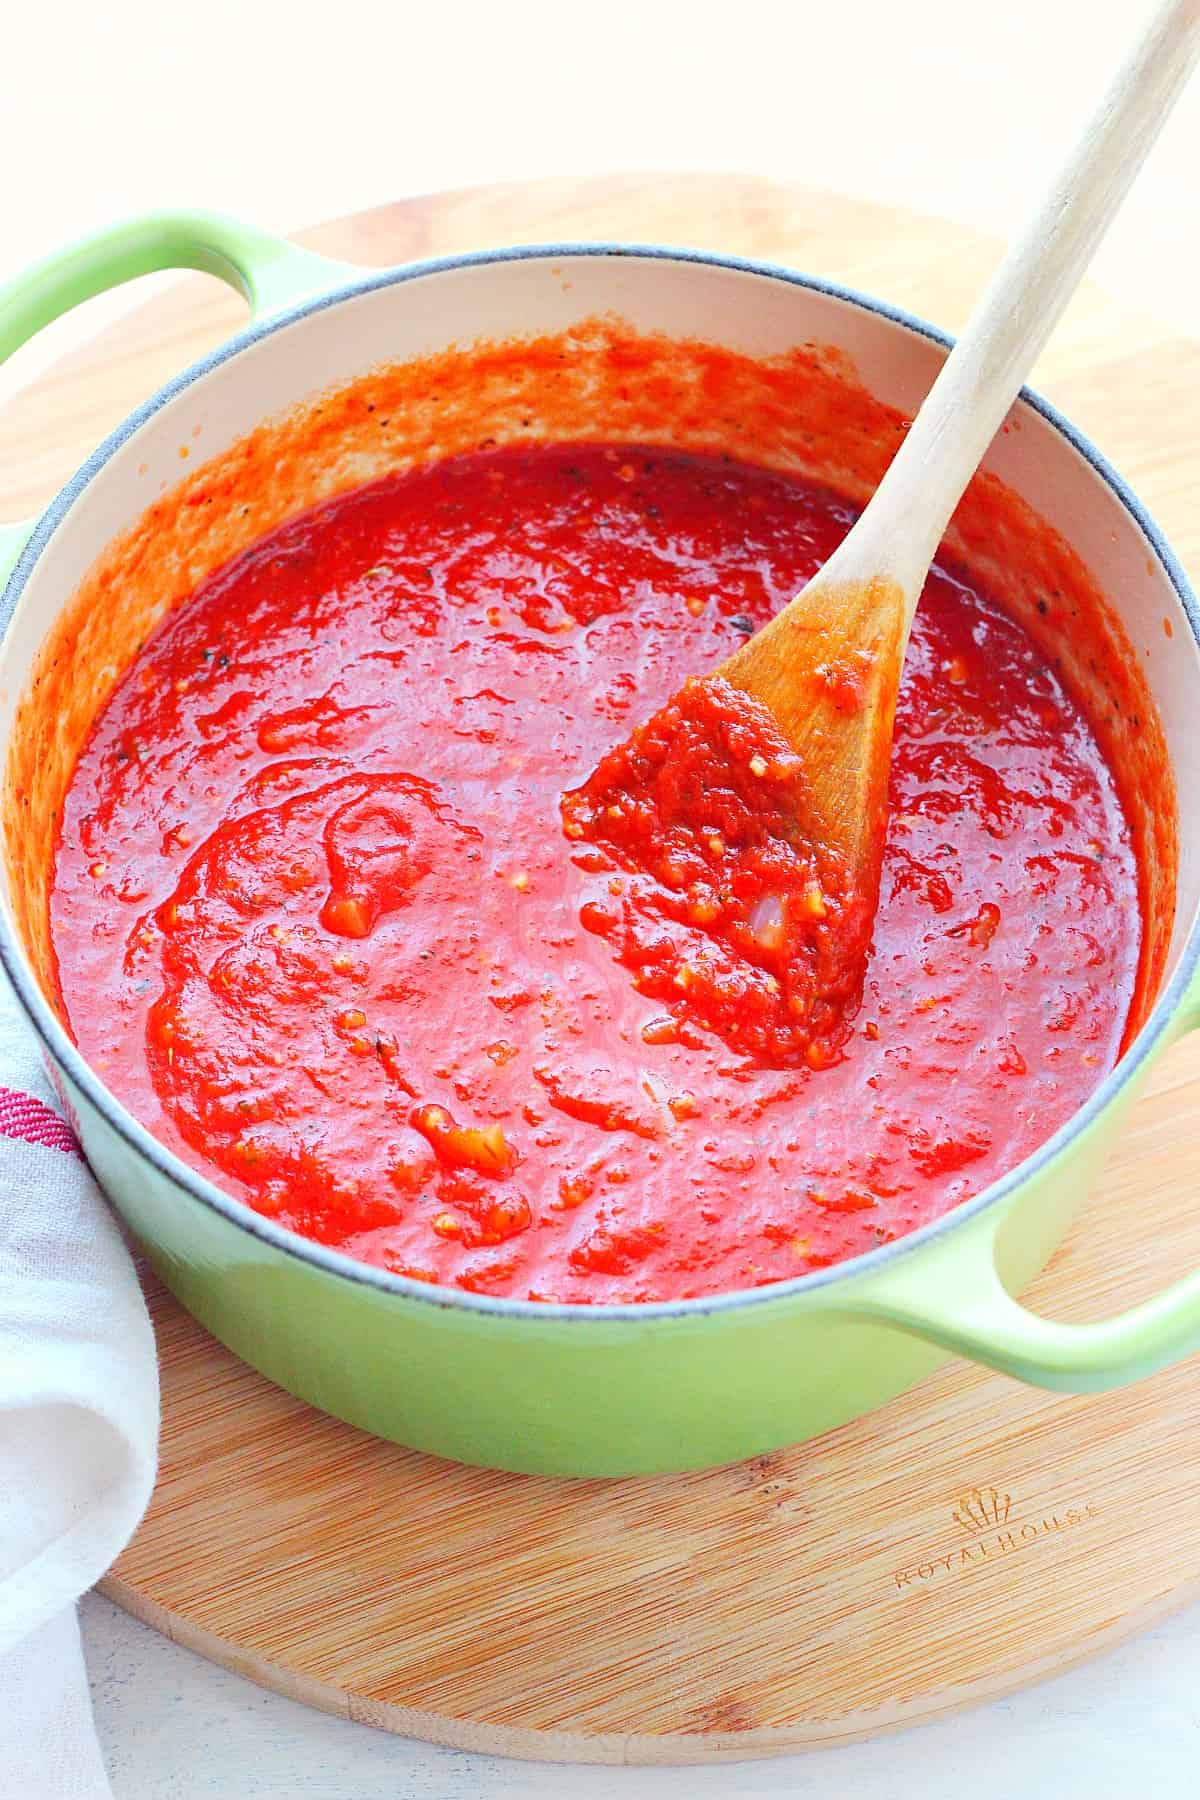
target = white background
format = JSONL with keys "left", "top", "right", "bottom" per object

{"left": 5, "top": 0, "right": 1200, "bottom": 1792}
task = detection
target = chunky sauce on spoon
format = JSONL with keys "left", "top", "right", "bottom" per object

{"left": 563, "top": 675, "right": 870, "bottom": 1068}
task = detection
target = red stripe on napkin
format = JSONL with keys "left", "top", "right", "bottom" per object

{"left": 0, "top": 1085, "right": 81, "bottom": 1155}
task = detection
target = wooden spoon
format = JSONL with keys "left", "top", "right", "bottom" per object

{"left": 715, "top": 0, "right": 1200, "bottom": 899}
{"left": 564, "top": 0, "right": 1200, "bottom": 1068}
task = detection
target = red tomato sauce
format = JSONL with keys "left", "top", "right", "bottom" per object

{"left": 562, "top": 675, "right": 871, "bottom": 1068}
{"left": 50, "top": 445, "right": 1140, "bottom": 1302}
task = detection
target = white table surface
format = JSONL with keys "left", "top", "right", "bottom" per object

{"left": 7, "top": 0, "right": 1200, "bottom": 1791}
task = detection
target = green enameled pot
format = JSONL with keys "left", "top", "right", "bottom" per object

{"left": 1, "top": 213, "right": 1198, "bottom": 1476}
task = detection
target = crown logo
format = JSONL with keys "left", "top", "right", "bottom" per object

{"left": 951, "top": 1486, "right": 1011, "bottom": 1533}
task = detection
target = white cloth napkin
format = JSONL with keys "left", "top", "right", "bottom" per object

{"left": 0, "top": 971, "right": 158, "bottom": 1799}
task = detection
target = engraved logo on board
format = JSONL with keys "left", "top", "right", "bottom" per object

{"left": 893, "top": 1484, "right": 1099, "bottom": 1590}
{"left": 950, "top": 1485, "right": 1011, "bottom": 1533}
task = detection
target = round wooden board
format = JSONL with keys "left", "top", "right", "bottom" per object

{"left": 6, "top": 176, "right": 1200, "bottom": 1763}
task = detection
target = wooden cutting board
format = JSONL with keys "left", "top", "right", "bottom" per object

{"left": 5, "top": 175, "right": 1200, "bottom": 1764}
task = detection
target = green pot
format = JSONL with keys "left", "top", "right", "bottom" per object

{"left": 1, "top": 213, "right": 1198, "bottom": 1477}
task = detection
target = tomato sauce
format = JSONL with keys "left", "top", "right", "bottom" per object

{"left": 50, "top": 445, "right": 1141, "bottom": 1302}
{"left": 562, "top": 675, "right": 871, "bottom": 1068}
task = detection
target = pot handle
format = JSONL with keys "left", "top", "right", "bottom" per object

{"left": 0, "top": 210, "right": 360, "bottom": 582}
{"left": 841, "top": 1000, "right": 1200, "bottom": 1391}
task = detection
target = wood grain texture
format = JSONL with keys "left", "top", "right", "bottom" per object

{"left": 4, "top": 175, "right": 1200, "bottom": 1763}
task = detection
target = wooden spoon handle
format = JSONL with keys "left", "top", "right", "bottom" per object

{"left": 813, "top": 0, "right": 1200, "bottom": 611}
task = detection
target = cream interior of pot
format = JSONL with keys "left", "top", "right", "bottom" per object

{"left": 0, "top": 254, "right": 1194, "bottom": 1049}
